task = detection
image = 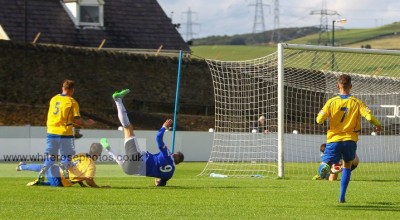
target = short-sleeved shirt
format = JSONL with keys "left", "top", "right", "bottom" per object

{"left": 47, "top": 94, "right": 80, "bottom": 136}
{"left": 316, "top": 94, "right": 372, "bottom": 143}
{"left": 61, "top": 153, "right": 95, "bottom": 186}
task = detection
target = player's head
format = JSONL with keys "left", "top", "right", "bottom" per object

{"left": 337, "top": 74, "right": 352, "bottom": 91}
{"left": 89, "top": 143, "right": 103, "bottom": 161}
{"left": 173, "top": 151, "right": 184, "bottom": 165}
{"left": 62, "top": 79, "right": 75, "bottom": 96}
{"left": 259, "top": 116, "right": 266, "bottom": 124}
{"left": 319, "top": 143, "right": 326, "bottom": 153}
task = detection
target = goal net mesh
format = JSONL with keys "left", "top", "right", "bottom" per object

{"left": 199, "top": 44, "right": 400, "bottom": 180}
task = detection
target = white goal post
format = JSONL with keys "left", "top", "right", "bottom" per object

{"left": 200, "top": 43, "right": 400, "bottom": 180}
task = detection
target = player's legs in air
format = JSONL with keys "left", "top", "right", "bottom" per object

{"left": 101, "top": 89, "right": 145, "bottom": 175}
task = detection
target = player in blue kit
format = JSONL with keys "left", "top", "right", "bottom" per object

{"left": 316, "top": 74, "right": 381, "bottom": 203}
{"left": 101, "top": 89, "right": 184, "bottom": 186}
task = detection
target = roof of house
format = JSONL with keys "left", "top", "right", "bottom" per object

{"left": 0, "top": 0, "right": 190, "bottom": 51}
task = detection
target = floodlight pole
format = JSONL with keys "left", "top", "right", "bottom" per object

{"left": 331, "top": 19, "right": 346, "bottom": 70}
{"left": 332, "top": 20, "right": 335, "bottom": 47}
{"left": 332, "top": 19, "right": 346, "bottom": 47}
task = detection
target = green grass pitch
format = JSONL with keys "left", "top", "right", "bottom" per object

{"left": 1, "top": 162, "right": 400, "bottom": 219}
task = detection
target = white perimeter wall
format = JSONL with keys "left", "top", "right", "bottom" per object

{"left": 0, "top": 126, "right": 213, "bottom": 162}
{"left": 1, "top": 126, "right": 399, "bottom": 162}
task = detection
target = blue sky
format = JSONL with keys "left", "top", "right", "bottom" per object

{"left": 157, "top": 0, "right": 400, "bottom": 40}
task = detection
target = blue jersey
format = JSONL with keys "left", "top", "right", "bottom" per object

{"left": 145, "top": 127, "right": 175, "bottom": 183}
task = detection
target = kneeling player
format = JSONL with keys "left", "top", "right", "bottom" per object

{"left": 17, "top": 143, "right": 108, "bottom": 188}
{"left": 313, "top": 143, "right": 359, "bottom": 181}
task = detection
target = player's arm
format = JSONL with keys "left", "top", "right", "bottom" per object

{"left": 71, "top": 101, "right": 95, "bottom": 127}
{"left": 73, "top": 117, "right": 95, "bottom": 127}
{"left": 316, "top": 102, "right": 331, "bottom": 124}
{"left": 365, "top": 114, "right": 381, "bottom": 131}
{"left": 156, "top": 119, "right": 173, "bottom": 156}
{"left": 83, "top": 177, "right": 110, "bottom": 188}
{"left": 80, "top": 161, "right": 109, "bottom": 188}
{"left": 155, "top": 178, "right": 168, "bottom": 187}
{"left": 84, "top": 177, "right": 100, "bottom": 188}
{"left": 73, "top": 117, "right": 95, "bottom": 138}
{"left": 77, "top": 181, "right": 87, "bottom": 187}
{"left": 360, "top": 102, "right": 382, "bottom": 131}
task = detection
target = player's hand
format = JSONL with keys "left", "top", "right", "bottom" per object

{"left": 163, "top": 119, "right": 173, "bottom": 128}
{"left": 375, "top": 125, "right": 382, "bottom": 132}
{"left": 85, "top": 119, "right": 95, "bottom": 126}
{"left": 155, "top": 178, "right": 167, "bottom": 186}
{"left": 155, "top": 178, "right": 161, "bottom": 186}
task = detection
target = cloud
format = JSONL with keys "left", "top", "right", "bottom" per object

{"left": 158, "top": 0, "right": 400, "bottom": 38}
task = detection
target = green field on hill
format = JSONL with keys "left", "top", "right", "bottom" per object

{"left": 2, "top": 162, "right": 400, "bottom": 219}
{"left": 191, "top": 45, "right": 276, "bottom": 61}
{"left": 289, "top": 22, "right": 400, "bottom": 47}
{"left": 191, "top": 22, "right": 400, "bottom": 61}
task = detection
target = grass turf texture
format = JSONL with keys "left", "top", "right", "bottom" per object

{"left": 2, "top": 162, "right": 400, "bottom": 219}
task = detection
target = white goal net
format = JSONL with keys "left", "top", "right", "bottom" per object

{"left": 200, "top": 44, "right": 400, "bottom": 180}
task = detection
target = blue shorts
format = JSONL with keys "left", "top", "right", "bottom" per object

{"left": 46, "top": 134, "right": 76, "bottom": 156}
{"left": 46, "top": 165, "right": 63, "bottom": 187}
{"left": 321, "top": 141, "right": 357, "bottom": 164}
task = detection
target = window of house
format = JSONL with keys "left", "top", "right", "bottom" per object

{"left": 61, "top": 1, "right": 104, "bottom": 28}
{"left": 79, "top": 5, "right": 102, "bottom": 25}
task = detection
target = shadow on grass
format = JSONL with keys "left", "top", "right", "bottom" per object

{"left": 109, "top": 185, "right": 243, "bottom": 190}
{"left": 360, "top": 179, "right": 400, "bottom": 183}
{"left": 112, "top": 185, "right": 287, "bottom": 190}
{"left": 337, "top": 202, "right": 400, "bottom": 212}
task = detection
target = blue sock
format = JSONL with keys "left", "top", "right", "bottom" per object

{"left": 21, "top": 164, "right": 43, "bottom": 172}
{"left": 44, "top": 155, "right": 57, "bottom": 168}
{"left": 339, "top": 168, "right": 351, "bottom": 202}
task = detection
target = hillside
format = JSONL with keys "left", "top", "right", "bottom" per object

{"left": 192, "top": 27, "right": 320, "bottom": 45}
{"left": 193, "top": 22, "right": 400, "bottom": 49}
{"left": 288, "top": 22, "right": 400, "bottom": 49}
{"left": 190, "top": 45, "right": 277, "bottom": 61}
{"left": 190, "top": 22, "right": 400, "bottom": 61}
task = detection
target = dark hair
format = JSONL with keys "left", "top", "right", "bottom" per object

{"left": 320, "top": 143, "right": 326, "bottom": 153}
{"left": 63, "top": 79, "right": 75, "bottom": 90}
{"left": 338, "top": 74, "right": 352, "bottom": 89}
{"left": 89, "top": 143, "right": 103, "bottom": 159}
{"left": 174, "top": 151, "right": 184, "bottom": 164}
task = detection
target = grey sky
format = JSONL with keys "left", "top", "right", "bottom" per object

{"left": 157, "top": 0, "right": 400, "bottom": 40}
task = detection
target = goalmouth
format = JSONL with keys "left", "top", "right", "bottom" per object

{"left": 199, "top": 43, "right": 400, "bottom": 180}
